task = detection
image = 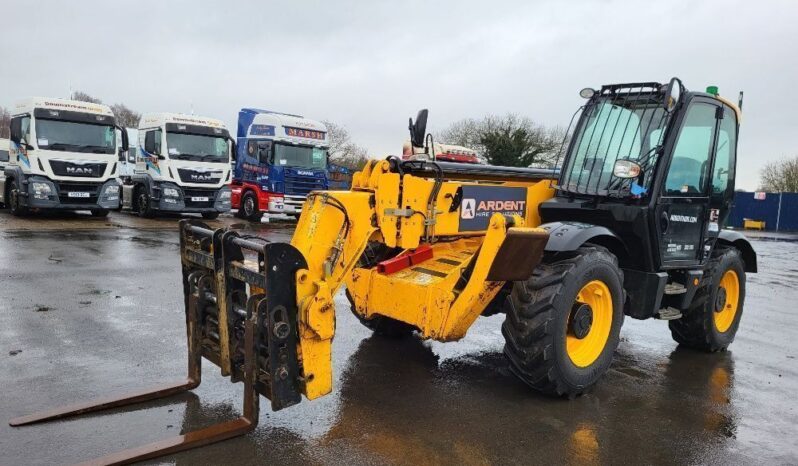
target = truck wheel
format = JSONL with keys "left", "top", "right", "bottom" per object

{"left": 201, "top": 212, "right": 219, "bottom": 220}
{"left": 136, "top": 188, "right": 155, "bottom": 218}
{"left": 669, "top": 248, "right": 746, "bottom": 352}
{"left": 8, "top": 179, "right": 28, "bottom": 217}
{"left": 90, "top": 209, "right": 109, "bottom": 218}
{"left": 239, "top": 191, "right": 262, "bottom": 222}
{"left": 502, "top": 245, "right": 624, "bottom": 397}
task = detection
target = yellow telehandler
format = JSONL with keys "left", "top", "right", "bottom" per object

{"left": 10, "top": 78, "right": 757, "bottom": 465}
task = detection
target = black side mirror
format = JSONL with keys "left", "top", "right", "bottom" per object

{"left": 228, "top": 136, "right": 237, "bottom": 162}
{"left": 9, "top": 119, "right": 21, "bottom": 144}
{"left": 409, "top": 109, "right": 429, "bottom": 148}
{"left": 664, "top": 77, "right": 683, "bottom": 113}
{"left": 144, "top": 131, "right": 158, "bottom": 156}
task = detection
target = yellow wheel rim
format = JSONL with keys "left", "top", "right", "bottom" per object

{"left": 713, "top": 270, "right": 740, "bottom": 333}
{"left": 566, "top": 280, "right": 613, "bottom": 368}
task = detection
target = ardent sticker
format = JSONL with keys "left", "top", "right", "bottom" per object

{"left": 458, "top": 186, "right": 527, "bottom": 232}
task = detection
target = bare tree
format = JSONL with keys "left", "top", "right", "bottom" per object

{"left": 322, "top": 120, "right": 370, "bottom": 170}
{"left": 110, "top": 103, "right": 141, "bottom": 128}
{"left": 437, "top": 114, "right": 565, "bottom": 167}
{"left": 760, "top": 157, "right": 798, "bottom": 192}
{"left": 71, "top": 91, "right": 103, "bottom": 104}
{"left": 0, "top": 105, "right": 10, "bottom": 138}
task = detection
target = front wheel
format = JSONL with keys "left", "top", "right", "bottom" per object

{"left": 502, "top": 245, "right": 624, "bottom": 397}
{"left": 238, "top": 191, "right": 262, "bottom": 222}
{"left": 8, "top": 179, "right": 28, "bottom": 217}
{"left": 136, "top": 189, "right": 155, "bottom": 218}
{"left": 669, "top": 248, "right": 746, "bottom": 352}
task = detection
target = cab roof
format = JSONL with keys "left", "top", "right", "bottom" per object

{"left": 139, "top": 112, "right": 228, "bottom": 130}
{"left": 14, "top": 97, "right": 113, "bottom": 117}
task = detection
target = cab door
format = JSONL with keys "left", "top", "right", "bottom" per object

{"left": 656, "top": 98, "right": 721, "bottom": 268}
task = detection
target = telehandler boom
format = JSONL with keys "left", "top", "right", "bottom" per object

{"left": 10, "top": 79, "right": 756, "bottom": 465}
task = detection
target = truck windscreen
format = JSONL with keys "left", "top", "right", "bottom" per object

{"left": 274, "top": 144, "right": 327, "bottom": 169}
{"left": 35, "top": 119, "right": 115, "bottom": 154}
{"left": 166, "top": 132, "right": 229, "bottom": 162}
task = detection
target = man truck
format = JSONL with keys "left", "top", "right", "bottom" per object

{"left": 0, "top": 97, "right": 128, "bottom": 216}
{"left": 118, "top": 113, "right": 233, "bottom": 219}
{"left": 232, "top": 109, "right": 329, "bottom": 221}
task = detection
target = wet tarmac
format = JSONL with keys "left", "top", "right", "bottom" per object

{"left": 1, "top": 210, "right": 796, "bottom": 465}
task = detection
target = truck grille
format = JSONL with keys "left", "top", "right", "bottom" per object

{"left": 50, "top": 161, "right": 107, "bottom": 178}
{"left": 177, "top": 168, "right": 224, "bottom": 185}
{"left": 183, "top": 188, "right": 217, "bottom": 208}
{"left": 284, "top": 174, "right": 325, "bottom": 196}
{"left": 56, "top": 182, "right": 102, "bottom": 204}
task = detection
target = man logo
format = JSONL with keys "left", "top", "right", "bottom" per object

{"left": 461, "top": 198, "right": 476, "bottom": 219}
{"left": 66, "top": 166, "right": 93, "bottom": 175}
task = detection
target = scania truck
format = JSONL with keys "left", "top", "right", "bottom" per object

{"left": 0, "top": 97, "right": 129, "bottom": 216}
{"left": 232, "top": 109, "right": 329, "bottom": 221}
{"left": 118, "top": 113, "right": 233, "bottom": 219}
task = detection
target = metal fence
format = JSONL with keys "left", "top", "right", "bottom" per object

{"left": 729, "top": 192, "right": 798, "bottom": 231}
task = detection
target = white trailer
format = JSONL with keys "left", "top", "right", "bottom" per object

{"left": 0, "top": 97, "right": 128, "bottom": 216}
{"left": 119, "top": 113, "right": 233, "bottom": 219}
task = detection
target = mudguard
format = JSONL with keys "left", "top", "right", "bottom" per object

{"left": 718, "top": 230, "right": 757, "bottom": 273}
{"left": 540, "top": 221, "right": 627, "bottom": 255}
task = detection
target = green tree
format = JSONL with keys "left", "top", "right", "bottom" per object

{"left": 438, "top": 114, "right": 564, "bottom": 167}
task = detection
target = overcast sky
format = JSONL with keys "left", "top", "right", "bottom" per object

{"left": 1, "top": 0, "right": 795, "bottom": 190}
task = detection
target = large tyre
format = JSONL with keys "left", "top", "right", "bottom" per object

{"left": 136, "top": 188, "right": 155, "bottom": 218}
{"left": 345, "top": 242, "right": 417, "bottom": 338}
{"left": 502, "top": 245, "right": 624, "bottom": 397}
{"left": 238, "top": 191, "right": 262, "bottom": 222}
{"left": 669, "top": 247, "right": 746, "bottom": 352}
{"left": 8, "top": 179, "right": 28, "bottom": 217}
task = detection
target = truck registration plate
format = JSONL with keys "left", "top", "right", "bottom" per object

{"left": 68, "top": 192, "right": 90, "bottom": 198}
{"left": 191, "top": 196, "right": 209, "bottom": 202}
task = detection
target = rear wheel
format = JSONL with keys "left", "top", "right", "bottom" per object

{"left": 669, "top": 248, "right": 746, "bottom": 352}
{"left": 238, "top": 191, "right": 262, "bottom": 222}
{"left": 502, "top": 245, "right": 624, "bottom": 397}
{"left": 8, "top": 179, "right": 28, "bottom": 216}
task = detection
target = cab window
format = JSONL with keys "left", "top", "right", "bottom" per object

{"left": 664, "top": 102, "right": 718, "bottom": 196}
{"left": 712, "top": 106, "right": 737, "bottom": 198}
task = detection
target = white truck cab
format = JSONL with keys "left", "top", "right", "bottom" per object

{"left": 119, "top": 113, "right": 233, "bottom": 219}
{"left": 0, "top": 97, "right": 128, "bottom": 216}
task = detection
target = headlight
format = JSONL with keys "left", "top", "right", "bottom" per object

{"left": 105, "top": 184, "right": 120, "bottom": 194}
{"left": 219, "top": 190, "right": 231, "bottom": 200}
{"left": 32, "top": 182, "right": 53, "bottom": 195}
{"left": 163, "top": 187, "right": 180, "bottom": 197}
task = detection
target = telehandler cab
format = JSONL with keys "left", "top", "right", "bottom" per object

{"left": 10, "top": 78, "right": 756, "bottom": 465}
